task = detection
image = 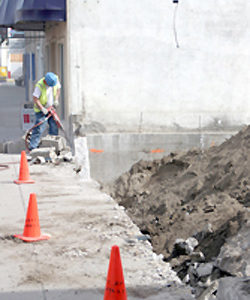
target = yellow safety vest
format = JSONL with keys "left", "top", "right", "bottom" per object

{"left": 34, "top": 77, "right": 59, "bottom": 112}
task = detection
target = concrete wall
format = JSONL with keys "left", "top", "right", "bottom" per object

{"left": 44, "top": 22, "right": 67, "bottom": 120}
{"left": 67, "top": 0, "right": 250, "bottom": 132}
{"left": 45, "top": 23, "right": 66, "bottom": 73}
{"left": 87, "top": 132, "right": 235, "bottom": 183}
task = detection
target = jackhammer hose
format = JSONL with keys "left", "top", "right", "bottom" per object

{"left": 0, "top": 164, "right": 9, "bottom": 171}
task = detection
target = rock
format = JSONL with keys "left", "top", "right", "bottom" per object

{"left": 183, "top": 273, "right": 190, "bottom": 284}
{"left": 188, "top": 263, "right": 199, "bottom": 286}
{"left": 186, "top": 237, "right": 199, "bottom": 253}
{"left": 190, "top": 251, "right": 205, "bottom": 262}
{"left": 173, "top": 237, "right": 199, "bottom": 257}
{"left": 30, "top": 147, "right": 57, "bottom": 162}
{"left": 215, "top": 277, "right": 250, "bottom": 300}
{"left": 173, "top": 239, "right": 188, "bottom": 256}
{"left": 136, "top": 234, "right": 151, "bottom": 242}
{"left": 197, "top": 280, "right": 219, "bottom": 300}
{"left": 215, "top": 221, "right": 250, "bottom": 277}
{"left": 196, "top": 263, "right": 214, "bottom": 278}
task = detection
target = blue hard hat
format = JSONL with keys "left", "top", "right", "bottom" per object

{"left": 45, "top": 72, "right": 57, "bottom": 87}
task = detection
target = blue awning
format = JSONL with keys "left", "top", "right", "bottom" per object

{"left": 0, "top": 0, "right": 66, "bottom": 31}
{"left": 0, "top": 0, "right": 19, "bottom": 28}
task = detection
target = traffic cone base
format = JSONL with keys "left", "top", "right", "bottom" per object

{"left": 14, "top": 178, "right": 35, "bottom": 184}
{"left": 13, "top": 233, "right": 50, "bottom": 242}
{"left": 14, "top": 151, "right": 35, "bottom": 184}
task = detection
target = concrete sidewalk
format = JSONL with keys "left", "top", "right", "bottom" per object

{"left": 0, "top": 154, "right": 193, "bottom": 300}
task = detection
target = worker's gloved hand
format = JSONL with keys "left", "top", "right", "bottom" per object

{"left": 41, "top": 107, "right": 48, "bottom": 115}
{"left": 53, "top": 100, "right": 59, "bottom": 108}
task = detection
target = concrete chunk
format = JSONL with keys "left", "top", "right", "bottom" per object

{"left": 60, "top": 151, "right": 73, "bottom": 162}
{"left": 31, "top": 156, "right": 46, "bottom": 165}
{"left": 30, "top": 147, "right": 57, "bottom": 162}
{"left": 40, "top": 135, "right": 66, "bottom": 153}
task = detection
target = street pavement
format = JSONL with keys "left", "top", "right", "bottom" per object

{"left": 0, "top": 82, "right": 26, "bottom": 142}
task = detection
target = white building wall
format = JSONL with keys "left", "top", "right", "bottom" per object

{"left": 67, "top": 0, "right": 250, "bottom": 132}
{"left": 0, "top": 40, "right": 9, "bottom": 67}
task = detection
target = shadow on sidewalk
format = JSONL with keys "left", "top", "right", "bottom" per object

{"left": 0, "top": 285, "right": 193, "bottom": 300}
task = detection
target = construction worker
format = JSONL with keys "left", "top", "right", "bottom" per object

{"left": 29, "top": 72, "right": 61, "bottom": 150}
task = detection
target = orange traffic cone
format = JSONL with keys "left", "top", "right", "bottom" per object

{"left": 14, "top": 193, "right": 50, "bottom": 242}
{"left": 14, "top": 151, "right": 35, "bottom": 184}
{"left": 104, "top": 245, "right": 127, "bottom": 300}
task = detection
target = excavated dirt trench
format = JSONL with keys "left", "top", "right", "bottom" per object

{"left": 103, "top": 125, "right": 250, "bottom": 297}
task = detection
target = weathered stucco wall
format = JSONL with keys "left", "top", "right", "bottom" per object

{"left": 67, "top": 0, "right": 250, "bottom": 132}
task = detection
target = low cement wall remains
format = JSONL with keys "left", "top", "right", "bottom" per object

{"left": 87, "top": 132, "right": 237, "bottom": 184}
{"left": 1, "top": 131, "right": 238, "bottom": 184}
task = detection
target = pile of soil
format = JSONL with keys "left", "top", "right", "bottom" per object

{"left": 104, "top": 125, "right": 250, "bottom": 297}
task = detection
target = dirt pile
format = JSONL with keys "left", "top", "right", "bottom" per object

{"left": 104, "top": 125, "right": 250, "bottom": 297}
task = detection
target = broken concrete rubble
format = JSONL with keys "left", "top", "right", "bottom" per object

{"left": 40, "top": 135, "right": 66, "bottom": 153}
{"left": 0, "top": 134, "right": 70, "bottom": 156}
{"left": 30, "top": 147, "right": 57, "bottom": 162}
{"left": 198, "top": 277, "right": 250, "bottom": 300}
{"left": 173, "top": 237, "right": 199, "bottom": 257}
{"left": 57, "top": 150, "right": 73, "bottom": 162}
{"left": 196, "top": 263, "right": 214, "bottom": 278}
{"left": 27, "top": 135, "right": 73, "bottom": 165}
{"left": 215, "top": 220, "right": 250, "bottom": 277}
{"left": 0, "top": 133, "right": 77, "bottom": 174}
{"left": 31, "top": 156, "right": 46, "bottom": 165}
